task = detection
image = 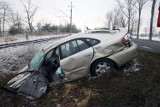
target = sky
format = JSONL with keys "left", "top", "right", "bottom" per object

{"left": 5, "top": 0, "right": 160, "bottom": 33}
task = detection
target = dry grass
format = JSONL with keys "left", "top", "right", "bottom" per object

{"left": 0, "top": 35, "right": 24, "bottom": 42}
{"left": 0, "top": 32, "right": 65, "bottom": 43}
{"left": 77, "top": 89, "right": 94, "bottom": 107}
{"left": 63, "top": 84, "right": 75, "bottom": 97}
{"left": 29, "top": 31, "right": 60, "bottom": 36}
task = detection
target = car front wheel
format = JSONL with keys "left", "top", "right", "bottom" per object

{"left": 91, "top": 59, "right": 114, "bottom": 76}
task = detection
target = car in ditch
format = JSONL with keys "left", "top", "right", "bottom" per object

{"left": 0, "top": 28, "right": 137, "bottom": 99}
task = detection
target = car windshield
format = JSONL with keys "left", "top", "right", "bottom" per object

{"left": 28, "top": 49, "right": 45, "bottom": 71}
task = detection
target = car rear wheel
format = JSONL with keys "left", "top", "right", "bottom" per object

{"left": 91, "top": 58, "right": 114, "bottom": 76}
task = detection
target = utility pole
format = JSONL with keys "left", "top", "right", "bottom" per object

{"left": 149, "top": 0, "right": 157, "bottom": 40}
{"left": 0, "top": 18, "right": 2, "bottom": 36}
{"left": 17, "top": 13, "right": 20, "bottom": 33}
{"left": 3, "top": 8, "right": 6, "bottom": 36}
{"left": 59, "top": 2, "right": 74, "bottom": 35}
{"left": 69, "top": 2, "right": 73, "bottom": 35}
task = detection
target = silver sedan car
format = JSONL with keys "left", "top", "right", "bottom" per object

{"left": 1, "top": 29, "right": 137, "bottom": 99}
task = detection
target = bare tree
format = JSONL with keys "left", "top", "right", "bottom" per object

{"left": 113, "top": 8, "right": 127, "bottom": 28}
{"left": 133, "top": 0, "right": 148, "bottom": 39}
{"left": 0, "top": 1, "right": 9, "bottom": 36}
{"left": 106, "top": 12, "right": 113, "bottom": 29}
{"left": 112, "top": 7, "right": 121, "bottom": 28}
{"left": 20, "top": 0, "right": 38, "bottom": 32}
{"left": 0, "top": 17, "right": 1, "bottom": 36}
{"left": 0, "top": 1, "right": 3, "bottom": 36}
{"left": 149, "top": 0, "right": 157, "bottom": 40}
{"left": 8, "top": 9, "right": 17, "bottom": 26}
{"left": 116, "top": 0, "right": 137, "bottom": 33}
{"left": 16, "top": 13, "right": 23, "bottom": 33}
{"left": 130, "top": 11, "right": 138, "bottom": 34}
{"left": 143, "top": 27, "right": 148, "bottom": 36}
{"left": 106, "top": 7, "right": 127, "bottom": 29}
{"left": 0, "top": 1, "right": 23, "bottom": 36}
{"left": 9, "top": 11, "right": 23, "bottom": 35}
{"left": 119, "top": 12, "right": 127, "bottom": 27}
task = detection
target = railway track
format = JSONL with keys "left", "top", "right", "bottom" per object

{"left": 0, "top": 36, "right": 67, "bottom": 49}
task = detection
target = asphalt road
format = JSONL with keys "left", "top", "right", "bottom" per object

{"left": 132, "top": 39, "right": 160, "bottom": 53}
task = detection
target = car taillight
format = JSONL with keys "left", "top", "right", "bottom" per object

{"left": 121, "top": 33, "right": 132, "bottom": 46}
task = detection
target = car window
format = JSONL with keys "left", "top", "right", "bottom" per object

{"left": 45, "top": 47, "right": 59, "bottom": 59}
{"left": 60, "top": 40, "right": 79, "bottom": 59}
{"left": 55, "top": 47, "right": 59, "bottom": 56}
{"left": 76, "top": 40, "right": 89, "bottom": 51}
{"left": 86, "top": 38, "right": 100, "bottom": 46}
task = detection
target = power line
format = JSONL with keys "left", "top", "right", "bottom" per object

{"left": 59, "top": 10, "right": 70, "bottom": 18}
{"left": 20, "top": 0, "right": 72, "bottom": 27}
{"left": 33, "top": 2, "right": 71, "bottom": 26}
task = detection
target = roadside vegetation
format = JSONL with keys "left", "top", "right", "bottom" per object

{"left": 0, "top": 50, "right": 160, "bottom": 107}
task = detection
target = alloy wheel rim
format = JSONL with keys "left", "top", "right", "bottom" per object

{"left": 95, "top": 62, "right": 111, "bottom": 76}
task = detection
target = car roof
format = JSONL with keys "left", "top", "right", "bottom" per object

{"left": 87, "top": 29, "right": 113, "bottom": 33}
{"left": 42, "top": 28, "right": 127, "bottom": 52}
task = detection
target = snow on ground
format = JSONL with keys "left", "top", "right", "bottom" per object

{"left": 0, "top": 38, "right": 63, "bottom": 73}
{"left": 123, "top": 58, "right": 141, "bottom": 75}
{"left": 132, "top": 35, "right": 160, "bottom": 41}
{"left": 0, "top": 34, "right": 68, "bottom": 45}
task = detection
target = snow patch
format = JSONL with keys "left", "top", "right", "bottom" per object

{"left": 123, "top": 58, "right": 141, "bottom": 75}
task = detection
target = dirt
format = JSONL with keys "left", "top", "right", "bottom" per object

{"left": 0, "top": 50, "right": 160, "bottom": 107}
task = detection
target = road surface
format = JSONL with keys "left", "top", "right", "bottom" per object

{"left": 132, "top": 39, "right": 160, "bottom": 53}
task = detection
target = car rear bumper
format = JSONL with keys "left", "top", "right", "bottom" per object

{"left": 108, "top": 42, "right": 138, "bottom": 67}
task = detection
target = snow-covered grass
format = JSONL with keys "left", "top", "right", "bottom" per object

{"left": 0, "top": 34, "right": 68, "bottom": 45}
{"left": 0, "top": 39, "right": 61, "bottom": 73}
{"left": 132, "top": 35, "right": 160, "bottom": 41}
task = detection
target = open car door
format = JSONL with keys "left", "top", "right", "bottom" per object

{"left": 0, "top": 48, "right": 62, "bottom": 99}
{"left": 0, "top": 71, "right": 48, "bottom": 99}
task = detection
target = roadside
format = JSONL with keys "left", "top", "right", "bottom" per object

{"left": 132, "top": 38, "right": 160, "bottom": 53}
{"left": 0, "top": 50, "right": 160, "bottom": 107}
{"left": 132, "top": 35, "right": 160, "bottom": 42}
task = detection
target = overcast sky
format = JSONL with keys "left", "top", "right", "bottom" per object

{"left": 6, "top": 0, "right": 160, "bottom": 32}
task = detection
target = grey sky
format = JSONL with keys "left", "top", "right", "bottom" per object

{"left": 7, "top": 0, "right": 116, "bottom": 29}
{"left": 6, "top": 0, "right": 160, "bottom": 32}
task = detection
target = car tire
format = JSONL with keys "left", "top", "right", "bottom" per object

{"left": 91, "top": 58, "right": 114, "bottom": 76}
